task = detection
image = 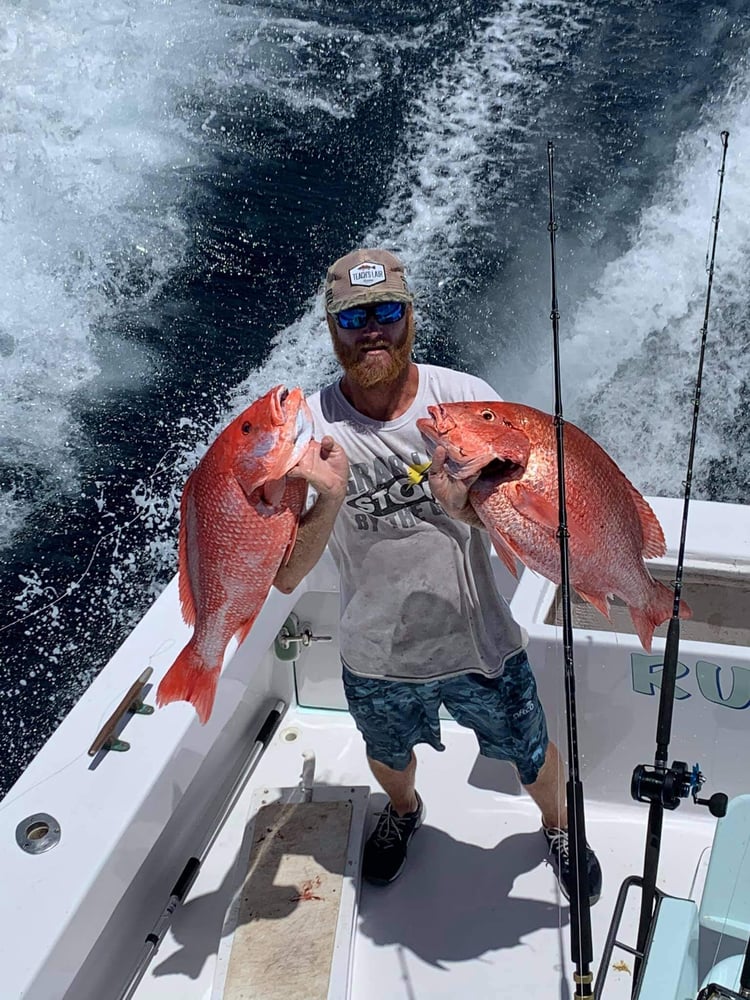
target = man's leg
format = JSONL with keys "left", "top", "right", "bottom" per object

{"left": 442, "top": 659, "right": 601, "bottom": 904}
{"left": 362, "top": 752, "right": 424, "bottom": 884}
{"left": 368, "top": 752, "right": 419, "bottom": 816}
{"left": 522, "top": 740, "right": 601, "bottom": 906}
{"left": 341, "top": 666, "right": 435, "bottom": 884}
{"left": 522, "top": 741, "right": 567, "bottom": 830}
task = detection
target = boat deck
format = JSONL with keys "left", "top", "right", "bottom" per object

{"left": 131, "top": 704, "right": 716, "bottom": 1000}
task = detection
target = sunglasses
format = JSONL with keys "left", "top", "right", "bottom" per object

{"left": 334, "top": 300, "right": 406, "bottom": 330}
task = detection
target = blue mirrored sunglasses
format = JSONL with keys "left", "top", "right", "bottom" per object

{"left": 334, "top": 300, "right": 406, "bottom": 330}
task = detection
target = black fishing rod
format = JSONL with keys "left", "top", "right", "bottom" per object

{"left": 624, "top": 131, "right": 731, "bottom": 996}
{"left": 547, "top": 139, "right": 595, "bottom": 1000}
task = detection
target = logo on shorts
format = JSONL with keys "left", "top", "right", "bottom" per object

{"left": 512, "top": 700, "right": 535, "bottom": 721}
{"left": 349, "top": 262, "right": 386, "bottom": 287}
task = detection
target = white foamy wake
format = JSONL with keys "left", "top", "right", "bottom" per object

{"left": 519, "top": 68, "right": 750, "bottom": 498}
{"left": 8, "top": 0, "right": 530, "bottom": 677}
{"left": 0, "top": 0, "right": 229, "bottom": 545}
{"left": 0, "top": 0, "right": 453, "bottom": 551}
{"left": 230, "top": 0, "right": 589, "bottom": 408}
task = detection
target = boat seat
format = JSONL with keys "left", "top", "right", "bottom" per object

{"left": 697, "top": 794, "right": 750, "bottom": 994}
{"left": 699, "top": 794, "right": 750, "bottom": 939}
{"left": 636, "top": 795, "right": 750, "bottom": 1000}
{"left": 636, "top": 896, "right": 699, "bottom": 1000}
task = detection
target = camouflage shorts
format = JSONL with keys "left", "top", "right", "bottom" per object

{"left": 342, "top": 651, "right": 549, "bottom": 785}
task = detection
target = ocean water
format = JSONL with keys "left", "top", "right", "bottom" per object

{"left": 1, "top": 0, "right": 749, "bottom": 798}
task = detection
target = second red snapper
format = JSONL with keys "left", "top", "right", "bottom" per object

{"left": 156, "top": 385, "right": 313, "bottom": 723}
{"left": 417, "top": 400, "right": 690, "bottom": 652}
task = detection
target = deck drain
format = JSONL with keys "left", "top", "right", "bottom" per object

{"left": 280, "top": 727, "right": 300, "bottom": 742}
{"left": 16, "top": 813, "right": 61, "bottom": 854}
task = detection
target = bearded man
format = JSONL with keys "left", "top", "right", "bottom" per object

{"left": 273, "top": 248, "right": 601, "bottom": 903}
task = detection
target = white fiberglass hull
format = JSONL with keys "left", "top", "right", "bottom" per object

{"left": 1, "top": 496, "right": 748, "bottom": 999}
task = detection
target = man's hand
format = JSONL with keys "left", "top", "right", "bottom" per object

{"left": 274, "top": 436, "right": 349, "bottom": 594}
{"left": 428, "top": 445, "right": 483, "bottom": 526}
{"left": 288, "top": 435, "right": 349, "bottom": 501}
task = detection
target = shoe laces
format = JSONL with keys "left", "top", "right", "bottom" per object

{"left": 372, "top": 805, "right": 414, "bottom": 849}
{"left": 546, "top": 827, "right": 570, "bottom": 863}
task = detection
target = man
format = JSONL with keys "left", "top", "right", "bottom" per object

{"left": 274, "top": 247, "right": 601, "bottom": 903}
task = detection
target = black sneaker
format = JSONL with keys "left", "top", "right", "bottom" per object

{"left": 543, "top": 826, "right": 602, "bottom": 906}
{"left": 362, "top": 793, "right": 424, "bottom": 885}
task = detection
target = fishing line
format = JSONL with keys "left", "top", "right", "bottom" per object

{"left": 546, "top": 138, "right": 595, "bottom": 1000}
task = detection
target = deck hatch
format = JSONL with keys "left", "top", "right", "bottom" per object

{"left": 545, "top": 566, "right": 750, "bottom": 646}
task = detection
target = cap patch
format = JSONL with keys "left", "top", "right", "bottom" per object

{"left": 349, "top": 262, "right": 386, "bottom": 287}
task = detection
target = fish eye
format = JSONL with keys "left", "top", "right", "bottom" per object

{"left": 481, "top": 410, "right": 495, "bottom": 421}
{"left": 242, "top": 421, "right": 252, "bottom": 434}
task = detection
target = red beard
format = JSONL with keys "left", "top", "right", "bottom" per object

{"left": 332, "top": 316, "right": 415, "bottom": 389}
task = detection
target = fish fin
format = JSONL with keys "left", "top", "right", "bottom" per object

{"left": 177, "top": 478, "right": 197, "bottom": 626}
{"left": 630, "top": 488, "right": 666, "bottom": 559}
{"left": 600, "top": 465, "right": 665, "bottom": 559}
{"left": 156, "top": 643, "right": 220, "bottom": 725}
{"left": 577, "top": 589, "right": 611, "bottom": 621}
{"left": 509, "top": 485, "right": 560, "bottom": 535}
{"left": 488, "top": 527, "right": 519, "bottom": 578}
{"left": 262, "top": 476, "right": 286, "bottom": 508}
{"left": 629, "top": 581, "right": 692, "bottom": 652}
{"left": 511, "top": 483, "right": 605, "bottom": 553}
{"left": 280, "top": 479, "right": 307, "bottom": 567}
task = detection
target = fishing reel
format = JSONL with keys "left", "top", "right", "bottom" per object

{"left": 631, "top": 761, "right": 728, "bottom": 817}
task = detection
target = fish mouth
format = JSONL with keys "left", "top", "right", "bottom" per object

{"left": 264, "top": 385, "right": 314, "bottom": 473}
{"left": 475, "top": 457, "right": 525, "bottom": 487}
{"left": 283, "top": 389, "right": 313, "bottom": 468}
{"left": 269, "top": 384, "right": 289, "bottom": 425}
{"left": 417, "top": 421, "right": 488, "bottom": 478}
{"left": 292, "top": 398, "right": 314, "bottom": 455}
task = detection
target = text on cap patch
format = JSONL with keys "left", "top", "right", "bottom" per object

{"left": 349, "top": 262, "right": 386, "bottom": 287}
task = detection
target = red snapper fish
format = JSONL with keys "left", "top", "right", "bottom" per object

{"left": 417, "top": 400, "right": 690, "bottom": 652}
{"left": 157, "top": 385, "right": 313, "bottom": 724}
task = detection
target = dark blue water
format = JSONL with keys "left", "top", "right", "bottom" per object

{"left": 2, "top": 0, "right": 749, "bottom": 798}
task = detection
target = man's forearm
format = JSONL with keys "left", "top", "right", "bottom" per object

{"left": 273, "top": 491, "right": 345, "bottom": 594}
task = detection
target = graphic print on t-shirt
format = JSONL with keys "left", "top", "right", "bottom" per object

{"left": 345, "top": 453, "right": 443, "bottom": 531}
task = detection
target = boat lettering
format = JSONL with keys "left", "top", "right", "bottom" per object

{"left": 631, "top": 654, "right": 750, "bottom": 710}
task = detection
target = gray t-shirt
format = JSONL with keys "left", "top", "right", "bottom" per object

{"left": 308, "top": 363, "right": 524, "bottom": 682}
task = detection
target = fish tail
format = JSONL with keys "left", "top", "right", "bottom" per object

{"left": 156, "top": 643, "right": 221, "bottom": 725}
{"left": 630, "top": 581, "right": 692, "bottom": 653}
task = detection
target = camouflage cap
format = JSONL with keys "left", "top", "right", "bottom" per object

{"left": 324, "top": 248, "right": 414, "bottom": 314}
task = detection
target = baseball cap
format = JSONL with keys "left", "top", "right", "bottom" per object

{"left": 324, "top": 248, "right": 414, "bottom": 314}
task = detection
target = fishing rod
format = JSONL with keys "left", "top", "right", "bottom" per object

{"left": 627, "top": 131, "right": 731, "bottom": 996}
{"left": 547, "top": 139, "right": 595, "bottom": 1000}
